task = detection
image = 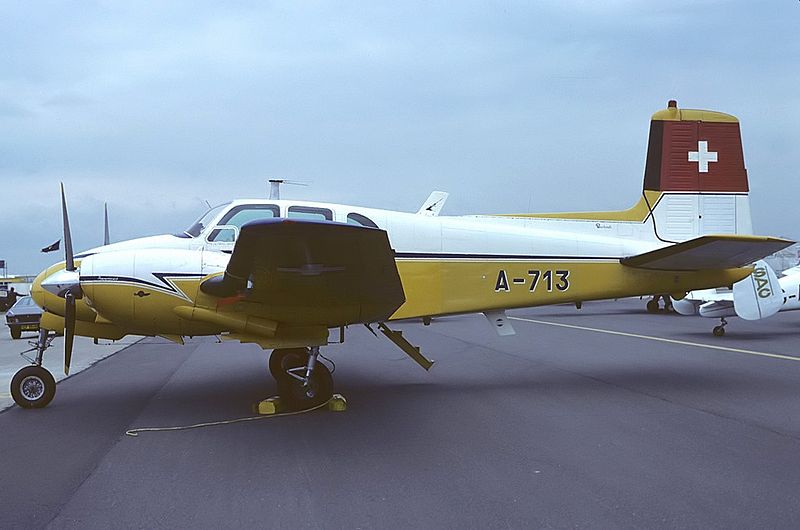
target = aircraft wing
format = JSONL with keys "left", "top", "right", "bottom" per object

{"left": 674, "top": 260, "right": 783, "bottom": 321}
{"left": 200, "top": 219, "right": 405, "bottom": 326}
{"left": 698, "top": 300, "right": 736, "bottom": 318}
{"left": 685, "top": 288, "right": 733, "bottom": 302}
{"left": 621, "top": 235, "right": 794, "bottom": 271}
{"left": 672, "top": 287, "right": 732, "bottom": 316}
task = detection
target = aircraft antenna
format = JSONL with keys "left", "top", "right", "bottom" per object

{"left": 268, "top": 179, "right": 309, "bottom": 200}
{"left": 103, "top": 202, "right": 110, "bottom": 246}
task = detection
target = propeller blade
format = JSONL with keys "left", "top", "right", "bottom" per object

{"left": 61, "top": 183, "right": 75, "bottom": 272}
{"left": 104, "top": 202, "right": 110, "bottom": 246}
{"left": 64, "top": 292, "right": 76, "bottom": 375}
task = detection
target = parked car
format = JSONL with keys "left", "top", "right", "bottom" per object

{"left": 5, "top": 296, "right": 42, "bottom": 339}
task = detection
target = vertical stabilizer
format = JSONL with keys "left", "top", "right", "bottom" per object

{"left": 643, "top": 100, "right": 752, "bottom": 242}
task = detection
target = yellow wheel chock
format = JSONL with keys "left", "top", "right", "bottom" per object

{"left": 254, "top": 393, "right": 347, "bottom": 415}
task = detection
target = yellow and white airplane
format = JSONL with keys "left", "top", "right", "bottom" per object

{"left": 12, "top": 100, "right": 792, "bottom": 410}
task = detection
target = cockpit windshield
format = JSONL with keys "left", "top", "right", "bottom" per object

{"left": 181, "top": 203, "right": 229, "bottom": 238}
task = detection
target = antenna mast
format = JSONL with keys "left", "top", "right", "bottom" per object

{"left": 268, "top": 179, "right": 309, "bottom": 200}
{"left": 268, "top": 179, "right": 283, "bottom": 200}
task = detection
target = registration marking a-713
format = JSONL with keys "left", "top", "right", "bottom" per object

{"left": 495, "top": 269, "right": 570, "bottom": 293}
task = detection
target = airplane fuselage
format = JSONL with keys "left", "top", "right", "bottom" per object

{"left": 32, "top": 197, "right": 751, "bottom": 343}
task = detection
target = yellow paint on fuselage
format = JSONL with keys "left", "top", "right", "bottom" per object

{"left": 390, "top": 259, "right": 751, "bottom": 319}
{"left": 32, "top": 255, "right": 753, "bottom": 345}
{"left": 31, "top": 262, "right": 218, "bottom": 337}
{"left": 81, "top": 282, "right": 218, "bottom": 337}
{"left": 40, "top": 311, "right": 126, "bottom": 341}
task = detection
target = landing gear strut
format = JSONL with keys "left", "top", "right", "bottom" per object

{"left": 11, "top": 329, "right": 57, "bottom": 408}
{"left": 646, "top": 294, "right": 673, "bottom": 313}
{"left": 712, "top": 318, "right": 727, "bottom": 337}
{"left": 270, "top": 346, "right": 333, "bottom": 411}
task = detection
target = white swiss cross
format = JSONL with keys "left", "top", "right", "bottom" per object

{"left": 688, "top": 140, "right": 718, "bottom": 173}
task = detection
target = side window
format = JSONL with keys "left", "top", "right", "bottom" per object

{"left": 287, "top": 206, "right": 333, "bottom": 221}
{"left": 346, "top": 212, "right": 378, "bottom": 228}
{"left": 208, "top": 204, "right": 279, "bottom": 242}
{"left": 208, "top": 227, "right": 237, "bottom": 243}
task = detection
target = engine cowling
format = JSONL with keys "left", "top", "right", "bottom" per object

{"left": 80, "top": 249, "right": 227, "bottom": 335}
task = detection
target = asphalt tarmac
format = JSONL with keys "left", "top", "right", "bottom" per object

{"left": 1, "top": 299, "right": 799, "bottom": 528}
{"left": 0, "top": 328, "right": 141, "bottom": 411}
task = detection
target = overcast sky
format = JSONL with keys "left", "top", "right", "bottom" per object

{"left": 1, "top": 1, "right": 798, "bottom": 274}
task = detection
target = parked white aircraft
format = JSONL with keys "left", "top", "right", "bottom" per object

{"left": 673, "top": 262, "right": 800, "bottom": 335}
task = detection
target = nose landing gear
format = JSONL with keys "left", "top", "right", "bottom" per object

{"left": 712, "top": 317, "right": 727, "bottom": 337}
{"left": 11, "top": 329, "right": 57, "bottom": 408}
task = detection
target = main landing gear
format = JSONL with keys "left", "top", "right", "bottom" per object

{"left": 712, "top": 317, "right": 727, "bottom": 337}
{"left": 11, "top": 329, "right": 57, "bottom": 408}
{"left": 646, "top": 294, "right": 673, "bottom": 314}
{"left": 269, "top": 346, "right": 333, "bottom": 411}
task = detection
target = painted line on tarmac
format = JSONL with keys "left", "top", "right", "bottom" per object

{"left": 509, "top": 316, "right": 800, "bottom": 363}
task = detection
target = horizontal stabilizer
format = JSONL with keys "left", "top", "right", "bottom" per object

{"left": 621, "top": 235, "right": 794, "bottom": 271}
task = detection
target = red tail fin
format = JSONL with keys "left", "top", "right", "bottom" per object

{"left": 643, "top": 100, "right": 748, "bottom": 193}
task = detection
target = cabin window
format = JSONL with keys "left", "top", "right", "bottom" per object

{"left": 287, "top": 206, "right": 333, "bottom": 221}
{"left": 208, "top": 227, "right": 237, "bottom": 242}
{"left": 346, "top": 212, "right": 378, "bottom": 228}
{"left": 208, "top": 204, "right": 279, "bottom": 242}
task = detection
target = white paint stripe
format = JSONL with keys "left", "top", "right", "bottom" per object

{"left": 509, "top": 316, "right": 800, "bottom": 362}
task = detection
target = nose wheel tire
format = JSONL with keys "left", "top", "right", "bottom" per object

{"left": 11, "top": 365, "right": 56, "bottom": 409}
{"left": 277, "top": 362, "right": 333, "bottom": 411}
{"left": 712, "top": 325, "right": 726, "bottom": 337}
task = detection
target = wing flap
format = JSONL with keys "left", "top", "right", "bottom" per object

{"left": 621, "top": 235, "right": 794, "bottom": 271}
{"left": 201, "top": 219, "right": 405, "bottom": 327}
